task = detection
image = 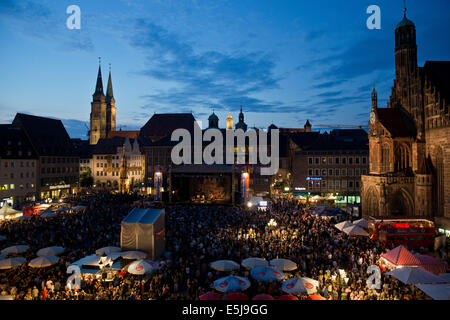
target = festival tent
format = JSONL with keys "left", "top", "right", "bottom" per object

{"left": 381, "top": 245, "right": 422, "bottom": 268}
{"left": 213, "top": 276, "right": 250, "bottom": 293}
{"left": 250, "top": 266, "right": 285, "bottom": 282}
{"left": 37, "top": 246, "right": 65, "bottom": 257}
{"left": 386, "top": 267, "right": 447, "bottom": 285}
{"left": 120, "top": 207, "right": 165, "bottom": 260}
{"left": 199, "top": 292, "right": 222, "bottom": 300}
{"left": 269, "top": 258, "right": 297, "bottom": 271}
{"left": 334, "top": 221, "right": 353, "bottom": 231}
{"left": 225, "top": 292, "right": 249, "bottom": 300}
{"left": 415, "top": 284, "right": 450, "bottom": 300}
{"left": 0, "top": 203, "right": 22, "bottom": 220}
{"left": 0, "top": 257, "right": 26, "bottom": 269}
{"left": 39, "top": 211, "right": 57, "bottom": 218}
{"left": 16, "top": 215, "right": 32, "bottom": 221}
{"left": 95, "top": 246, "right": 121, "bottom": 255}
{"left": 353, "top": 218, "right": 369, "bottom": 229}
{"left": 278, "top": 294, "right": 299, "bottom": 300}
{"left": 439, "top": 274, "right": 450, "bottom": 283}
{"left": 414, "top": 254, "right": 448, "bottom": 275}
{"left": 252, "top": 294, "right": 274, "bottom": 300}
{"left": 1, "top": 245, "right": 29, "bottom": 255}
{"left": 342, "top": 225, "right": 369, "bottom": 236}
{"left": 241, "top": 257, "right": 269, "bottom": 270}
{"left": 29, "top": 256, "right": 59, "bottom": 268}
{"left": 281, "top": 277, "right": 319, "bottom": 295}
{"left": 211, "top": 260, "right": 240, "bottom": 272}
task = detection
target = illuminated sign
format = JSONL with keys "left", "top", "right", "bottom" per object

{"left": 49, "top": 184, "right": 70, "bottom": 190}
{"left": 306, "top": 177, "right": 322, "bottom": 181}
{"left": 295, "top": 187, "right": 306, "bottom": 191}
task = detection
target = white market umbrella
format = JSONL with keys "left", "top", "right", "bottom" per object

{"left": 55, "top": 206, "right": 70, "bottom": 212}
{"left": 353, "top": 218, "right": 369, "bottom": 229}
{"left": 96, "top": 246, "right": 121, "bottom": 255}
{"left": 241, "top": 257, "right": 269, "bottom": 270}
{"left": 334, "top": 220, "right": 353, "bottom": 231}
{"left": 342, "top": 225, "right": 369, "bottom": 236}
{"left": 40, "top": 211, "right": 57, "bottom": 218}
{"left": 386, "top": 267, "right": 447, "bottom": 285}
{"left": 37, "top": 246, "right": 65, "bottom": 257}
{"left": 250, "top": 266, "right": 285, "bottom": 282}
{"left": 127, "top": 260, "right": 159, "bottom": 275}
{"left": 29, "top": 256, "right": 59, "bottom": 268}
{"left": 211, "top": 260, "right": 240, "bottom": 272}
{"left": 281, "top": 277, "right": 319, "bottom": 295}
{"left": 0, "top": 257, "right": 26, "bottom": 269}
{"left": 121, "top": 251, "right": 147, "bottom": 260}
{"left": 415, "top": 284, "right": 450, "bottom": 300}
{"left": 270, "top": 258, "right": 297, "bottom": 271}
{"left": 214, "top": 276, "right": 251, "bottom": 293}
{"left": 1, "top": 245, "right": 29, "bottom": 255}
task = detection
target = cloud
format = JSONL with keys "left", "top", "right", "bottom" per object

{"left": 127, "top": 19, "right": 283, "bottom": 113}
{"left": 0, "top": 0, "right": 94, "bottom": 52}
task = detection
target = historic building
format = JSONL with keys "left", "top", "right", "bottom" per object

{"left": 0, "top": 125, "right": 38, "bottom": 205}
{"left": 12, "top": 113, "right": 79, "bottom": 200}
{"left": 361, "top": 10, "right": 450, "bottom": 230}
{"left": 89, "top": 64, "right": 116, "bottom": 145}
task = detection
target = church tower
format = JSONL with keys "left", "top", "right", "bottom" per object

{"left": 90, "top": 62, "right": 107, "bottom": 145}
{"left": 105, "top": 65, "right": 117, "bottom": 136}
{"left": 235, "top": 106, "right": 248, "bottom": 131}
{"left": 208, "top": 111, "right": 219, "bottom": 129}
{"left": 371, "top": 83, "right": 378, "bottom": 111}
{"left": 226, "top": 114, "right": 233, "bottom": 130}
{"left": 395, "top": 8, "right": 417, "bottom": 83}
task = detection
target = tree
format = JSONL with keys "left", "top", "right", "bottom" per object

{"left": 80, "top": 168, "right": 94, "bottom": 188}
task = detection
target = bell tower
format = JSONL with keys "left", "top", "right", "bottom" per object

{"left": 394, "top": 7, "right": 417, "bottom": 83}
{"left": 90, "top": 58, "right": 107, "bottom": 145}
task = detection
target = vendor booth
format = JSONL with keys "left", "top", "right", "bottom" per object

{"left": 120, "top": 208, "right": 165, "bottom": 260}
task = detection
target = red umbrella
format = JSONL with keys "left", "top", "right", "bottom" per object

{"left": 225, "top": 292, "right": 249, "bottom": 300}
{"left": 278, "top": 294, "right": 299, "bottom": 300}
{"left": 199, "top": 292, "right": 222, "bottom": 300}
{"left": 306, "top": 294, "right": 326, "bottom": 300}
{"left": 252, "top": 294, "right": 274, "bottom": 300}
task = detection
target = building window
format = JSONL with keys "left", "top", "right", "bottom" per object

{"left": 349, "top": 157, "right": 353, "bottom": 165}
{"left": 341, "top": 169, "right": 347, "bottom": 176}
{"left": 348, "top": 168, "right": 353, "bottom": 176}
{"left": 315, "top": 169, "right": 319, "bottom": 176}
{"left": 355, "top": 157, "right": 360, "bottom": 164}
{"left": 328, "top": 181, "right": 333, "bottom": 189}
{"left": 335, "top": 180, "right": 340, "bottom": 188}
{"left": 308, "top": 157, "right": 313, "bottom": 165}
{"left": 329, "top": 169, "right": 333, "bottom": 176}
{"left": 362, "top": 157, "right": 367, "bottom": 164}
{"left": 361, "top": 169, "right": 367, "bottom": 175}
{"left": 335, "top": 169, "right": 340, "bottom": 176}
{"left": 308, "top": 169, "right": 313, "bottom": 176}
{"left": 335, "top": 157, "right": 340, "bottom": 164}
{"left": 355, "top": 168, "right": 360, "bottom": 176}
{"left": 321, "top": 169, "right": 327, "bottom": 176}
{"left": 355, "top": 181, "right": 360, "bottom": 188}
{"left": 342, "top": 157, "right": 347, "bottom": 165}
{"left": 322, "top": 157, "right": 327, "bottom": 164}
{"left": 315, "top": 157, "right": 319, "bottom": 165}
{"left": 348, "top": 181, "right": 354, "bottom": 188}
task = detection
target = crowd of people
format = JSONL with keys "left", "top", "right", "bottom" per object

{"left": 0, "top": 193, "right": 448, "bottom": 300}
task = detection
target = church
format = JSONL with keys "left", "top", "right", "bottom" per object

{"left": 361, "top": 9, "right": 450, "bottom": 231}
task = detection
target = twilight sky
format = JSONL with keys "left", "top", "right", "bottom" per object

{"left": 0, "top": 0, "right": 449, "bottom": 139}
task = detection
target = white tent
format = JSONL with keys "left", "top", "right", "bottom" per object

{"left": 127, "top": 260, "right": 158, "bottom": 275}
{"left": 269, "top": 258, "right": 297, "bottom": 271}
{"left": 29, "top": 256, "right": 59, "bottom": 268}
{"left": 96, "top": 246, "right": 121, "bottom": 255}
{"left": 415, "top": 284, "right": 450, "bottom": 300}
{"left": 353, "top": 218, "right": 369, "bottom": 229}
{"left": 241, "top": 258, "right": 269, "bottom": 270}
{"left": 37, "top": 246, "right": 65, "bottom": 256}
{"left": 120, "top": 208, "right": 165, "bottom": 260}
{"left": 248, "top": 196, "right": 264, "bottom": 207}
{"left": 211, "top": 260, "right": 240, "bottom": 272}
{"left": 1, "top": 245, "right": 29, "bottom": 255}
{"left": 386, "top": 267, "right": 447, "bottom": 285}
{"left": 342, "top": 225, "right": 369, "bottom": 236}
{"left": 0, "top": 203, "right": 22, "bottom": 220}
{"left": 0, "top": 257, "right": 26, "bottom": 269}
{"left": 334, "top": 221, "right": 353, "bottom": 231}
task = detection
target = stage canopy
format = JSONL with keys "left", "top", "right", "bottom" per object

{"left": 120, "top": 208, "right": 165, "bottom": 260}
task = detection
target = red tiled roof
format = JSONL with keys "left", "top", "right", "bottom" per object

{"left": 106, "top": 130, "right": 140, "bottom": 139}
{"left": 382, "top": 245, "right": 422, "bottom": 266}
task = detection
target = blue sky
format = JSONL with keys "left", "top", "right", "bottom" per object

{"left": 0, "top": 0, "right": 449, "bottom": 139}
